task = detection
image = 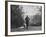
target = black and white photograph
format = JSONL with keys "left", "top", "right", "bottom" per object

{"left": 11, "top": 5, "right": 42, "bottom": 32}
{"left": 7, "top": 2, "right": 45, "bottom": 35}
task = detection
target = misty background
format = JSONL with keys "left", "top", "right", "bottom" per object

{"left": 11, "top": 5, "right": 42, "bottom": 32}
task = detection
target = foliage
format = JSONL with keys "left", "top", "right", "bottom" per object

{"left": 30, "top": 14, "right": 42, "bottom": 26}
{"left": 11, "top": 5, "right": 24, "bottom": 28}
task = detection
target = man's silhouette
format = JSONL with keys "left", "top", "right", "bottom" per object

{"left": 25, "top": 16, "right": 30, "bottom": 30}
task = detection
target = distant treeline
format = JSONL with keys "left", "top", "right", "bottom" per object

{"left": 29, "top": 14, "right": 42, "bottom": 26}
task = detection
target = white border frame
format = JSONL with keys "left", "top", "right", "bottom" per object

{"left": 8, "top": 2, "right": 44, "bottom": 35}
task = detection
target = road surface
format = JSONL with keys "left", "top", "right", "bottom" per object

{"left": 11, "top": 26, "right": 42, "bottom": 32}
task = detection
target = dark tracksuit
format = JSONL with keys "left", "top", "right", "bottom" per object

{"left": 25, "top": 16, "right": 30, "bottom": 30}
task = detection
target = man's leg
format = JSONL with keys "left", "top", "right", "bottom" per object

{"left": 26, "top": 23, "right": 28, "bottom": 30}
{"left": 26, "top": 22, "right": 28, "bottom": 30}
{"left": 27, "top": 25, "right": 28, "bottom": 30}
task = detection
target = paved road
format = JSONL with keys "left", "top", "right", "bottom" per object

{"left": 11, "top": 26, "right": 42, "bottom": 32}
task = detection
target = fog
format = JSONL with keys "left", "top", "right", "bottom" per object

{"left": 19, "top": 5, "right": 42, "bottom": 21}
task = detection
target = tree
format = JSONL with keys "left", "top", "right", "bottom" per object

{"left": 11, "top": 5, "right": 24, "bottom": 28}
{"left": 31, "top": 14, "right": 42, "bottom": 26}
